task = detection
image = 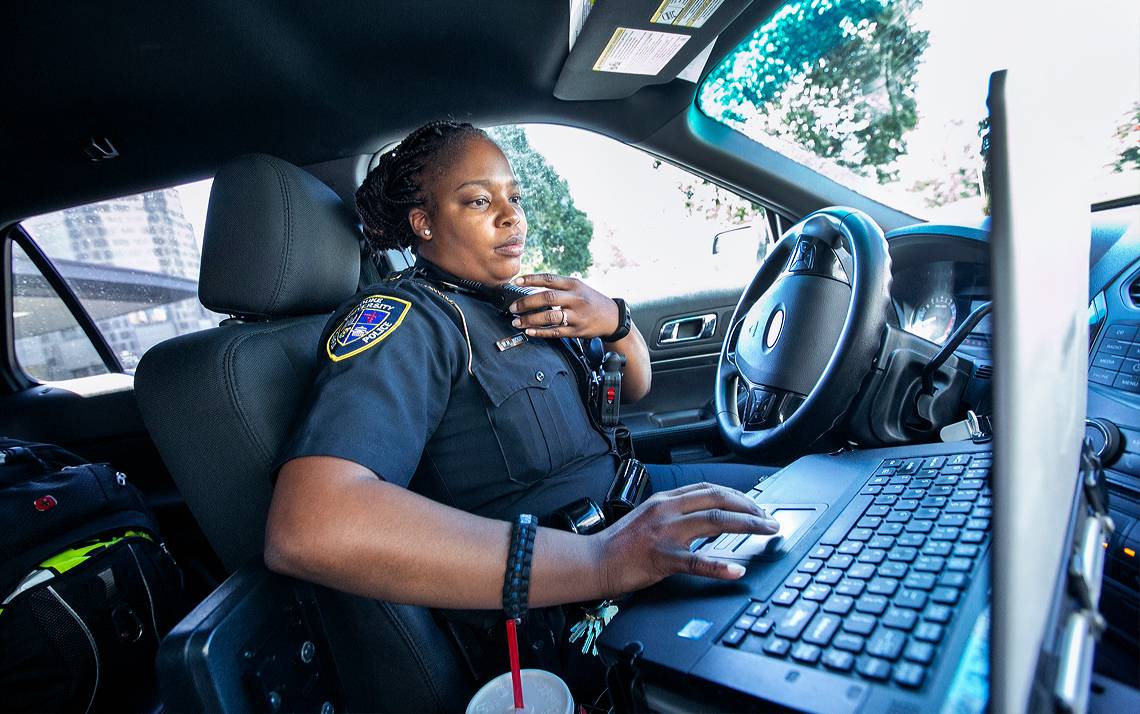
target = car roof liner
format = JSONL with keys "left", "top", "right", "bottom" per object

{"left": 0, "top": 1, "right": 784, "bottom": 223}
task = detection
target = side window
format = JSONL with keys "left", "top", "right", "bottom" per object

{"left": 487, "top": 124, "right": 776, "bottom": 302}
{"left": 14, "top": 180, "right": 222, "bottom": 380}
{"left": 11, "top": 241, "right": 109, "bottom": 381}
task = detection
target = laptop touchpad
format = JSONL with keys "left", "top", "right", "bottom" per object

{"left": 700, "top": 505, "right": 823, "bottom": 561}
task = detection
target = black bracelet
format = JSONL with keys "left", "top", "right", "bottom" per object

{"left": 502, "top": 514, "right": 537, "bottom": 621}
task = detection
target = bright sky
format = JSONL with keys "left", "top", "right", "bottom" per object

{"left": 529, "top": 128, "right": 724, "bottom": 243}
{"left": 894, "top": 0, "right": 1139, "bottom": 215}
{"left": 178, "top": 180, "right": 212, "bottom": 252}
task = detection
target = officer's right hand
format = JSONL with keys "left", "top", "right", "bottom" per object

{"left": 593, "top": 482, "right": 780, "bottom": 597}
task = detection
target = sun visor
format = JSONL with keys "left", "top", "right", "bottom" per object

{"left": 555, "top": 0, "right": 755, "bottom": 101}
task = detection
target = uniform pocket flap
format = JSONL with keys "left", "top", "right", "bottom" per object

{"left": 472, "top": 360, "right": 564, "bottom": 407}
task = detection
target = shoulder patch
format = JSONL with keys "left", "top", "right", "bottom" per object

{"left": 326, "top": 294, "right": 412, "bottom": 362}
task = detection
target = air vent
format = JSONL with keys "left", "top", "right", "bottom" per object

{"left": 975, "top": 363, "right": 993, "bottom": 380}
{"left": 1129, "top": 276, "right": 1140, "bottom": 307}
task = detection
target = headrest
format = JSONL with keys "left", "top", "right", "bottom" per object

{"left": 200, "top": 154, "right": 361, "bottom": 319}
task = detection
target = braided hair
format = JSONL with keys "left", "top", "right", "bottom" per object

{"left": 356, "top": 120, "right": 490, "bottom": 255}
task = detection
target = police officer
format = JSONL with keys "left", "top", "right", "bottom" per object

{"left": 265, "top": 121, "right": 779, "bottom": 687}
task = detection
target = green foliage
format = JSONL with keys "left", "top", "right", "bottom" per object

{"left": 699, "top": 0, "right": 929, "bottom": 183}
{"left": 1110, "top": 101, "right": 1140, "bottom": 173}
{"left": 487, "top": 125, "right": 594, "bottom": 275}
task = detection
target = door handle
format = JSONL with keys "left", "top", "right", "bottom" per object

{"left": 659, "top": 314, "right": 717, "bottom": 344}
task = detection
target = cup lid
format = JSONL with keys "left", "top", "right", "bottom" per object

{"left": 465, "top": 668, "right": 574, "bottom": 714}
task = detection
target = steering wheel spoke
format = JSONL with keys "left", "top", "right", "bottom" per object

{"left": 723, "top": 350, "right": 740, "bottom": 376}
{"left": 740, "top": 385, "right": 804, "bottom": 431}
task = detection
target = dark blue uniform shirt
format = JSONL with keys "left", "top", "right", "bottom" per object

{"left": 281, "top": 271, "right": 619, "bottom": 519}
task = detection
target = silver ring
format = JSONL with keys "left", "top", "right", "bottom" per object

{"left": 559, "top": 311, "right": 569, "bottom": 327}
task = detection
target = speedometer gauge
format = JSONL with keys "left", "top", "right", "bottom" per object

{"left": 910, "top": 295, "right": 957, "bottom": 344}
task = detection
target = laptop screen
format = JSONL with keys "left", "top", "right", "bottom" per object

{"left": 987, "top": 68, "right": 1091, "bottom": 711}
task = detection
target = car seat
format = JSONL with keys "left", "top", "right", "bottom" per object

{"left": 135, "top": 154, "right": 473, "bottom": 712}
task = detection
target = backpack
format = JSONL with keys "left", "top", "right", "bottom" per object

{"left": 0, "top": 438, "right": 184, "bottom": 712}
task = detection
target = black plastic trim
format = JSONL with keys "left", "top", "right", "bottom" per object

{"left": 1116, "top": 264, "right": 1140, "bottom": 312}
{"left": 631, "top": 418, "right": 718, "bottom": 447}
{"left": 1093, "top": 195, "right": 1140, "bottom": 213}
{"left": 885, "top": 222, "right": 989, "bottom": 242}
{"left": 0, "top": 227, "right": 23, "bottom": 393}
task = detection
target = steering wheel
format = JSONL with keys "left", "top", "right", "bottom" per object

{"left": 715, "top": 207, "right": 893, "bottom": 462}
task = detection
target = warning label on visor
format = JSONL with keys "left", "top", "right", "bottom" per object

{"left": 651, "top": 0, "right": 725, "bottom": 29}
{"left": 593, "top": 27, "right": 690, "bottom": 75}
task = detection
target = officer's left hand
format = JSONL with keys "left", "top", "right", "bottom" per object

{"left": 508, "top": 273, "right": 621, "bottom": 339}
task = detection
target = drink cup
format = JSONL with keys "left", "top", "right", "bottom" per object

{"left": 465, "top": 668, "right": 575, "bottom": 714}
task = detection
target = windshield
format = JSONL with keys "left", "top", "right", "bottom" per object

{"left": 698, "top": 0, "right": 1140, "bottom": 217}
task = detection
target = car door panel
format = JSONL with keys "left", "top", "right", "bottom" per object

{"left": 639, "top": 290, "right": 739, "bottom": 359}
{"left": 626, "top": 289, "right": 742, "bottom": 461}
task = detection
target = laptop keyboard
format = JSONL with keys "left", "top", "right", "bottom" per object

{"left": 718, "top": 451, "right": 991, "bottom": 690}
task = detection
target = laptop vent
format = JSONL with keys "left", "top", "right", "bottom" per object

{"left": 975, "top": 363, "right": 993, "bottom": 380}
{"left": 1129, "top": 275, "right": 1140, "bottom": 307}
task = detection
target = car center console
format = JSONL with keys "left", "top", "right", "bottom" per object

{"left": 1084, "top": 377, "right": 1140, "bottom": 667}
{"left": 1084, "top": 289, "right": 1140, "bottom": 679}
{"left": 1089, "top": 322, "right": 1140, "bottom": 394}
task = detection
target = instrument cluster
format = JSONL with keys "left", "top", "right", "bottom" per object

{"left": 893, "top": 261, "right": 990, "bottom": 349}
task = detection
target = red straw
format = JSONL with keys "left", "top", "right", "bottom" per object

{"left": 505, "top": 618, "right": 524, "bottom": 710}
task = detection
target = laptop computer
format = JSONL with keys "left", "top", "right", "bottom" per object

{"left": 598, "top": 69, "right": 1098, "bottom": 713}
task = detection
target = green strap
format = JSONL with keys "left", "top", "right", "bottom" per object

{"left": 38, "top": 530, "right": 153, "bottom": 575}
